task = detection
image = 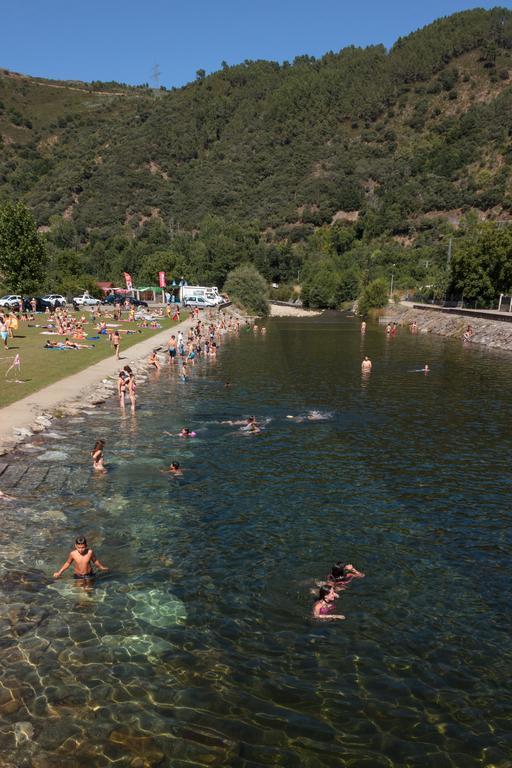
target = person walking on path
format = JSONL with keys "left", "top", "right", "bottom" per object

{"left": 112, "top": 330, "right": 121, "bottom": 360}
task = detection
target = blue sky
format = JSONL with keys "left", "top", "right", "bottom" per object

{"left": 3, "top": 1, "right": 510, "bottom": 88}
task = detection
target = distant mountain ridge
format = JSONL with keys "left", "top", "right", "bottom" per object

{"left": 0, "top": 6, "right": 511, "bottom": 245}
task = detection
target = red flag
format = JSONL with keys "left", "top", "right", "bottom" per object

{"left": 158, "top": 271, "right": 166, "bottom": 288}
{"left": 123, "top": 272, "right": 133, "bottom": 290}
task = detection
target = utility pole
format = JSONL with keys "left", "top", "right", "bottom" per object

{"left": 389, "top": 264, "right": 396, "bottom": 299}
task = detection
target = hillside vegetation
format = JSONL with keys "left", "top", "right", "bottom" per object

{"left": 1, "top": 8, "right": 512, "bottom": 307}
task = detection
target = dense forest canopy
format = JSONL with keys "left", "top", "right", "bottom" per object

{"left": 0, "top": 7, "right": 512, "bottom": 308}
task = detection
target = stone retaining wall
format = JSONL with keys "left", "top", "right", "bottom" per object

{"left": 384, "top": 304, "right": 512, "bottom": 352}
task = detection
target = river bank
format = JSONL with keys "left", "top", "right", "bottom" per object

{"left": 382, "top": 302, "right": 512, "bottom": 352}
{"left": 269, "top": 303, "right": 322, "bottom": 317}
{"left": 0, "top": 308, "right": 249, "bottom": 455}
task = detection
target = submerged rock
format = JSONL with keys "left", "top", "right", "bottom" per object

{"left": 127, "top": 587, "right": 187, "bottom": 628}
{"left": 14, "top": 721, "right": 35, "bottom": 746}
{"left": 36, "top": 451, "right": 68, "bottom": 462}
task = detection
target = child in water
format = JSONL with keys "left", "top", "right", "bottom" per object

{"left": 91, "top": 439, "right": 106, "bottom": 471}
{"left": 164, "top": 461, "right": 183, "bottom": 476}
{"left": 179, "top": 428, "right": 196, "bottom": 437}
{"left": 327, "top": 562, "right": 365, "bottom": 589}
{"left": 53, "top": 536, "right": 108, "bottom": 581}
{"left": 312, "top": 585, "right": 345, "bottom": 620}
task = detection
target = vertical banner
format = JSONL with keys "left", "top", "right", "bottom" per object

{"left": 158, "top": 271, "right": 166, "bottom": 288}
{"left": 123, "top": 272, "right": 133, "bottom": 290}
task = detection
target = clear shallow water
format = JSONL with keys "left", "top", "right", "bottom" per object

{"left": 0, "top": 315, "right": 511, "bottom": 767}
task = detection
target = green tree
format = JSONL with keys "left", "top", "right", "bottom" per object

{"left": 224, "top": 263, "right": 269, "bottom": 316}
{"left": 301, "top": 262, "right": 340, "bottom": 308}
{"left": 0, "top": 201, "right": 47, "bottom": 292}
{"left": 358, "top": 277, "right": 389, "bottom": 315}
{"left": 449, "top": 223, "right": 512, "bottom": 306}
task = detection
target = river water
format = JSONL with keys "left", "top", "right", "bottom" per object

{"left": 0, "top": 314, "right": 511, "bottom": 767}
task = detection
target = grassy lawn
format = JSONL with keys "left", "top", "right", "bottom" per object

{"left": 0, "top": 310, "right": 183, "bottom": 409}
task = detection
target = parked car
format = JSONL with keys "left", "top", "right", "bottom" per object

{"left": 22, "top": 296, "right": 54, "bottom": 312}
{"left": 0, "top": 294, "right": 22, "bottom": 309}
{"left": 73, "top": 292, "right": 101, "bottom": 307}
{"left": 102, "top": 294, "right": 148, "bottom": 308}
{"left": 42, "top": 293, "right": 67, "bottom": 307}
{"left": 183, "top": 295, "right": 219, "bottom": 308}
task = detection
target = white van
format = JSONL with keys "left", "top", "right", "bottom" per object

{"left": 180, "top": 285, "right": 224, "bottom": 305}
{"left": 183, "top": 295, "right": 218, "bottom": 309}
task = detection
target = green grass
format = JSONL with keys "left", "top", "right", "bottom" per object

{"left": 0, "top": 311, "right": 183, "bottom": 408}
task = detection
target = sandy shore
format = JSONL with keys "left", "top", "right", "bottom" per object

{"left": 269, "top": 303, "right": 322, "bottom": 317}
{"left": 0, "top": 318, "right": 193, "bottom": 455}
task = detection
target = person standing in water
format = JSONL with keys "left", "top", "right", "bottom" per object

{"left": 91, "top": 439, "right": 106, "bottom": 471}
{"left": 360, "top": 320, "right": 366, "bottom": 333}
{"left": 168, "top": 335, "right": 177, "bottom": 364}
{"left": 53, "top": 536, "right": 108, "bottom": 581}
{"left": 361, "top": 356, "right": 372, "bottom": 372}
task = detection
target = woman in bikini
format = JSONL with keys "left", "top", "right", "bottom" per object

{"left": 91, "top": 440, "right": 106, "bottom": 472}
{"left": 312, "top": 585, "right": 345, "bottom": 620}
{"left": 117, "top": 369, "right": 128, "bottom": 405}
{"left": 127, "top": 369, "right": 137, "bottom": 411}
{"left": 112, "top": 330, "right": 121, "bottom": 359}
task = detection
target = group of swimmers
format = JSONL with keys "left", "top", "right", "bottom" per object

{"left": 313, "top": 561, "right": 365, "bottom": 620}
{"left": 360, "top": 321, "right": 430, "bottom": 374}
{"left": 52, "top": 535, "right": 367, "bottom": 613}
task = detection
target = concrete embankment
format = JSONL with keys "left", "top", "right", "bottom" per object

{"left": 382, "top": 303, "right": 512, "bottom": 352}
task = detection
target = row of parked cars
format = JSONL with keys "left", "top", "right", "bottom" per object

{"left": 0, "top": 292, "right": 150, "bottom": 311}
{"left": 0, "top": 293, "right": 68, "bottom": 311}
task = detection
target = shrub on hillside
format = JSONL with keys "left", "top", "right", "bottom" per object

{"left": 224, "top": 263, "right": 269, "bottom": 316}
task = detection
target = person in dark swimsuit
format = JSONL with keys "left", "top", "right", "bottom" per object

{"left": 327, "top": 562, "right": 365, "bottom": 589}
{"left": 312, "top": 585, "right": 345, "bottom": 620}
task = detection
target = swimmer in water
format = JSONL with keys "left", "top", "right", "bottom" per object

{"left": 53, "top": 536, "right": 108, "bottom": 581}
{"left": 361, "top": 356, "right": 372, "bottom": 372}
{"left": 164, "top": 461, "right": 183, "bottom": 476}
{"left": 179, "top": 428, "right": 196, "bottom": 437}
{"left": 91, "top": 439, "right": 106, "bottom": 472}
{"left": 240, "top": 416, "right": 261, "bottom": 433}
{"left": 312, "top": 585, "right": 345, "bottom": 620}
{"left": 423, "top": 364, "right": 429, "bottom": 373}
{"left": 327, "top": 562, "right": 365, "bottom": 589}
{"left": 286, "top": 410, "right": 331, "bottom": 423}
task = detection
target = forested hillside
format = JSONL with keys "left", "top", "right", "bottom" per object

{"left": 1, "top": 7, "right": 512, "bottom": 306}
